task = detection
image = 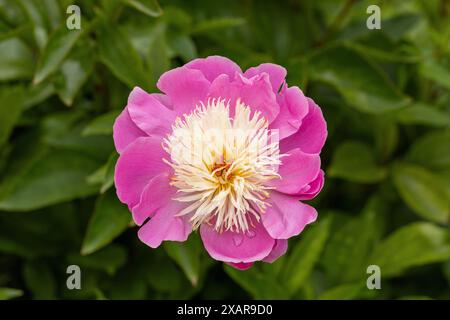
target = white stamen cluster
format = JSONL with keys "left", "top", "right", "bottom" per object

{"left": 163, "top": 98, "right": 283, "bottom": 233}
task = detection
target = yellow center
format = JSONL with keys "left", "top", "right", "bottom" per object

{"left": 163, "top": 98, "right": 283, "bottom": 233}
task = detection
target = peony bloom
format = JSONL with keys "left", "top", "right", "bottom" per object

{"left": 113, "top": 56, "right": 327, "bottom": 270}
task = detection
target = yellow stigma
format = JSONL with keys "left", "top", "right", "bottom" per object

{"left": 163, "top": 98, "right": 283, "bottom": 233}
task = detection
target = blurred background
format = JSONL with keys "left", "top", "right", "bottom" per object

{"left": 0, "top": 0, "right": 449, "bottom": 300}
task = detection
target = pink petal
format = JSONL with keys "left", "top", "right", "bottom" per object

{"left": 226, "top": 262, "right": 254, "bottom": 270}
{"left": 186, "top": 55, "right": 242, "bottom": 82}
{"left": 157, "top": 67, "right": 210, "bottom": 115}
{"left": 200, "top": 222, "right": 275, "bottom": 263}
{"left": 280, "top": 97, "right": 327, "bottom": 154}
{"left": 263, "top": 239, "right": 288, "bottom": 263}
{"left": 152, "top": 93, "right": 173, "bottom": 110}
{"left": 270, "top": 86, "right": 309, "bottom": 140}
{"left": 114, "top": 136, "right": 169, "bottom": 208}
{"left": 297, "top": 170, "right": 325, "bottom": 200}
{"left": 138, "top": 201, "right": 192, "bottom": 248}
{"left": 206, "top": 74, "right": 231, "bottom": 100}
{"left": 113, "top": 107, "right": 147, "bottom": 154}
{"left": 261, "top": 191, "right": 318, "bottom": 239}
{"left": 244, "top": 63, "right": 287, "bottom": 94}
{"left": 127, "top": 87, "right": 176, "bottom": 138}
{"left": 269, "top": 148, "right": 321, "bottom": 195}
{"left": 208, "top": 73, "right": 279, "bottom": 123}
{"left": 131, "top": 172, "right": 174, "bottom": 226}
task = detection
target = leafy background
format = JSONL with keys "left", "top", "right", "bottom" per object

{"left": 0, "top": 0, "right": 449, "bottom": 300}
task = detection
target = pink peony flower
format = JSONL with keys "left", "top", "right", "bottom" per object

{"left": 113, "top": 56, "right": 327, "bottom": 269}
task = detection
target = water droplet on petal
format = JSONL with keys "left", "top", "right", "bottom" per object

{"left": 233, "top": 234, "right": 243, "bottom": 246}
{"left": 247, "top": 230, "right": 256, "bottom": 238}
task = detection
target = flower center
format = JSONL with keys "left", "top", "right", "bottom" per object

{"left": 163, "top": 98, "right": 283, "bottom": 233}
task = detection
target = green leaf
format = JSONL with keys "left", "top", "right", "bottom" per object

{"left": 0, "top": 288, "right": 23, "bottom": 300}
{"left": 123, "top": 0, "right": 163, "bottom": 17}
{"left": 97, "top": 20, "right": 149, "bottom": 89}
{"left": 87, "top": 164, "right": 107, "bottom": 186}
{"left": 339, "top": 13, "right": 420, "bottom": 43}
{"left": 369, "top": 223, "right": 450, "bottom": 277}
{"left": 224, "top": 265, "right": 289, "bottom": 299}
{"left": 281, "top": 215, "right": 332, "bottom": 295}
{"left": 107, "top": 265, "right": 148, "bottom": 299}
{"left": 164, "top": 235, "right": 201, "bottom": 286}
{"left": 420, "top": 60, "right": 450, "bottom": 90}
{"left": 99, "top": 0, "right": 123, "bottom": 16}
{"left": 392, "top": 104, "right": 450, "bottom": 127}
{"left": 0, "top": 24, "right": 31, "bottom": 42}
{"left": 55, "top": 43, "right": 95, "bottom": 106}
{"left": 68, "top": 244, "right": 127, "bottom": 275}
{"left": 101, "top": 152, "right": 118, "bottom": 193}
{"left": 23, "top": 82, "right": 55, "bottom": 110}
{"left": 42, "top": 112, "right": 114, "bottom": 160}
{"left": 382, "top": 14, "right": 421, "bottom": 42}
{"left": 17, "top": 0, "right": 49, "bottom": 48}
{"left": 81, "top": 189, "right": 131, "bottom": 255}
{"left": 145, "top": 253, "right": 186, "bottom": 293}
{"left": 0, "top": 148, "right": 100, "bottom": 211}
{"left": 374, "top": 118, "right": 398, "bottom": 161}
{"left": 82, "top": 110, "right": 121, "bottom": 136}
{"left": 346, "top": 41, "right": 420, "bottom": 64}
{"left": 309, "top": 45, "right": 410, "bottom": 113}
{"left": 318, "top": 282, "right": 365, "bottom": 300}
{"left": 23, "top": 260, "right": 57, "bottom": 299}
{"left": 33, "top": 25, "right": 84, "bottom": 84}
{"left": 0, "top": 86, "right": 24, "bottom": 147}
{"left": 0, "top": 203, "right": 80, "bottom": 258}
{"left": 406, "top": 131, "right": 450, "bottom": 170}
{"left": 322, "top": 198, "right": 384, "bottom": 283}
{"left": 328, "top": 141, "right": 387, "bottom": 183}
{"left": 443, "top": 260, "right": 450, "bottom": 286}
{"left": 41, "top": 0, "right": 62, "bottom": 31}
{"left": 61, "top": 269, "right": 104, "bottom": 300}
{"left": 87, "top": 152, "right": 118, "bottom": 194}
{"left": 398, "top": 295, "right": 433, "bottom": 300}
{"left": 392, "top": 163, "right": 449, "bottom": 224}
{"left": 0, "top": 38, "right": 34, "bottom": 81}
{"left": 190, "top": 17, "right": 245, "bottom": 34}
{"left": 168, "top": 33, "right": 197, "bottom": 62}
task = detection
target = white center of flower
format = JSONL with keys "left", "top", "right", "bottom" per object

{"left": 163, "top": 98, "right": 283, "bottom": 233}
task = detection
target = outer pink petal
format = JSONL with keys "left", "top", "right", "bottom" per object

{"left": 269, "top": 148, "right": 321, "bottom": 195}
{"left": 270, "top": 86, "right": 309, "bottom": 140}
{"left": 138, "top": 201, "right": 192, "bottom": 248}
{"left": 244, "top": 63, "right": 287, "bottom": 94}
{"left": 208, "top": 73, "right": 279, "bottom": 123}
{"left": 200, "top": 222, "right": 275, "bottom": 263}
{"left": 263, "top": 239, "right": 288, "bottom": 263}
{"left": 297, "top": 170, "right": 325, "bottom": 200}
{"left": 113, "top": 107, "right": 147, "bottom": 154}
{"left": 127, "top": 87, "right": 176, "bottom": 138}
{"left": 186, "top": 55, "right": 242, "bottom": 82}
{"left": 131, "top": 172, "right": 174, "bottom": 226}
{"left": 226, "top": 262, "right": 254, "bottom": 270}
{"left": 152, "top": 93, "right": 173, "bottom": 110}
{"left": 261, "top": 191, "right": 318, "bottom": 239}
{"left": 157, "top": 67, "right": 210, "bottom": 115}
{"left": 280, "top": 97, "right": 327, "bottom": 154}
{"left": 114, "top": 136, "right": 169, "bottom": 208}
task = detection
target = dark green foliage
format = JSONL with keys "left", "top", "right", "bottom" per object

{"left": 0, "top": 0, "right": 449, "bottom": 300}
